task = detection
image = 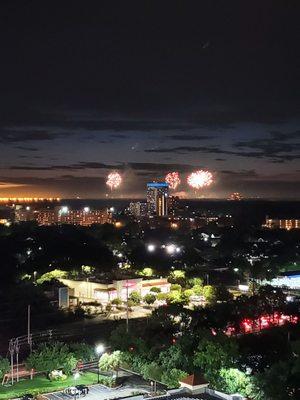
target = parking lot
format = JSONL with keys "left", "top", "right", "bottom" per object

{"left": 41, "top": 384, "right": 146, "bottom": 400}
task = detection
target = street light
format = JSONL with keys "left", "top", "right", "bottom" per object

{"left": 73, "top": 371, "right": 80, "bottom": 400}
{"left": 147, "top": 244, "right": 155, "bottom": 252}
{"left": 95, "top": 344, "right": 105, "bottom": 384}
{"left": 166, "top": 244, "right": 176, "bottom": 254}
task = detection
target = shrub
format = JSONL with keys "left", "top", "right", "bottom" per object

{"left": 150, "top": 287, "right": 161, "bottom": 293}
{"left": 0, "top": 357, "right": 9, "bottom": 380}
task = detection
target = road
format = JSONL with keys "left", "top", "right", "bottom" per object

{"left": 41, "top": 383, "right": 146, "bottom": 400}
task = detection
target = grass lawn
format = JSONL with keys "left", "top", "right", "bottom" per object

{"left": 0, "top": 371, "right": 98, "bottom": 399}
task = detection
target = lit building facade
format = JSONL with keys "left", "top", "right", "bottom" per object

{"left": 15, "top": 206, "right": 112, "bottom": 226}
{"left": 147, "top": 182, "right": 169, "bottom": 217}
{"left": 128, "top": 201, "right": 147, "bottom": 218}
{"left": 59, "top": 277, "right": 171, "bottom": 304}
{"left": 264, "top": 217, "right": 300, "bottom": 230}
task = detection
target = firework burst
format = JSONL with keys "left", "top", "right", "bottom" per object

{"left": 106, "top": 172, "right": 122, "bottom": 190}
{"left": 165, "top": 171, "right": 181, "bottom": 190}
{"left": 187, "top": 170, "right": 213, "bottom": 190}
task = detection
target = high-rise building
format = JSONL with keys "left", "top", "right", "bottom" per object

{"left": 147, "top": 182, "right": 169, "bottom": 217}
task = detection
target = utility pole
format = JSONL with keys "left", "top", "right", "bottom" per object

{"left": 27, "top": 305, "right": 32, "bottom": 352}
{"left": 16, "top": 339, "right": 20, "bottom": 382}
{"left": 126, "top": 281, "right": 129, "bottom": 333}
{"left": 9, "top": 340, "right": 14, "bottom": 385}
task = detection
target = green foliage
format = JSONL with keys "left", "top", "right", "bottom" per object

{"left": 97, "top": 375, "right": 116, "bottom": 387}
{"left": 111, "top": 297, "right": 123, "bottom": 306}
{"left": 129, "top": 290, "right": 142, "bottom": 305}
{"left": 203, "top": 285, "right": 217, "bottom": 304}
{"left": 99, "top": 351, "right": 122, "bottom": 375}
{"left": 161, "top": 368, "right": 187, "bottom": 388}
{"left": 189, "top": 277, "right": 203, "bottom": 287}
{"left": 36, "top": 269, "right": 67, "bottom": 284}
{"left": 150, "top": 286, "right": 161, "bottom": 293}
{"left": 156, "top": 292, "right": 168, "bottom": 301}
{"left": 192, "top": 284, "right": 203, "bottom": 296}
{"left": 141, "top": 361, "right": 163, "bottom": 382}
{"left": 219, "top": 368, "right": 254, "bottom": 397}
{"left": 144, "top": 293, "right": 156, "bottom": 305}
{"left": 170, "top": 284, "right": 182, "bottom": 291}
{"left": 169, "top": 270, "right": 185, "bottom": 282}
{"left": 48, "top": 370, "right": 67, "bottom": 381}
{"left": 0, "top": 357, "right": 9, "bottom": 379}
{"left": 194, "top": 336, "right": 238, "bottom": 388}
{"left": 182, "top": 289, "right": 193, "bottom": 300}
{"left": 26, "top": 342, "right": 77, "bottom": 376}
{"left": 138, "top": 267, "right": 154, "bottom": 277}
{"left": 253, "top": 358, "right": 300, "bottom": 400}
{"left": 69, "top": 342, "right": 95, "bottom": 362}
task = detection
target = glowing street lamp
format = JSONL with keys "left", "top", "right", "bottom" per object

{"left": 96, "top": 344, "right": 105, "bottom": 384}
{"left": 166, "top": 244, "right": 176, "bottom": 254}
{"left": 147, "top": 244, "right": 156, "bottom": 252}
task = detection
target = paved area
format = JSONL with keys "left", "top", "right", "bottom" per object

{"left": 42, "top": 384, "right": 146, "bottom": 400}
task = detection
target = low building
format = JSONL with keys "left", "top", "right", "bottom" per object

{"left": 263, "top": 270, "right": 300, "bottom": 290}
{"left": 263, "top": 216, "right": 300, "bottom": 230}
{"left": 59, "top": 277, "right": 171, "bottom": 304}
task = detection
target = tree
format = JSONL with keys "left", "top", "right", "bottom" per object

{"left": 194, "top": 336, "right": 238, "bottom": 388}
{"left": 170, "top": 284, "right": 182, "bottom": 292}
{"left": 138, "top": 267, "right": 154, "bottom": 277}
{"left": 26, "top": 342, "right": 77, "bottom": 376}
{"left": 219, "top": 368, "right": 254, "bottom": 397}
{"left": 129, "top": 291, "right": 142, "bottom": 305}
{"left": 203, "top": 285, "right": 217, "bottom": 305}
{"left": 69, "top": 343, "right": 95, "bottom": 362}
{"left": 215, "top": 286, "right": 233, "bottom": 302}
{"left": 156, "top": 292, "right": 168, "bottom": 301}
{"left": 36, "top": 269, "right": 67, "bottom": 284}
{"left": 150, "top": 286, "right": 161, "bottom": 293}
{"left": 141, "top": 361, "right": 163, "bottom": 382}
{"left": 0, "top": 357, "right": 9, "bottom": 380}
{"left": 182, "top": 289, "right": 193, "bottom": 301}
{"left": 144, "top": 293, "right": 156, "bottom": 305}
{"left": 192, "top": 284, "right": 203, "bottom": 296}
{"left": 99, "top": 351, "right": 123, "bottom": 378}
{"left": 111, "top": 297, "right": 122, "bottom": 306}
{"left": 161, "top": 368, "right": 188, "bottom": 388}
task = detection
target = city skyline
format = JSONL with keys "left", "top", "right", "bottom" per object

{"left": 0, "top": 2, "right": 299, "bottom": 199}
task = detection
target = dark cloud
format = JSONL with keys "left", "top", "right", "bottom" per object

{"left": 166, "top": 134, "right": 214, "bottom": 141}
{"left": 14, "top": 146, "right": 39, "bottom": 151}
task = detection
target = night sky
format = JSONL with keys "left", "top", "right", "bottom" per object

{"left": 0, "top": 2, "right": 299, "bottom": 199}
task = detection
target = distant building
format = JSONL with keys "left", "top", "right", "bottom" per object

{"left": 264, "top": 216, "right": 300, "bottom": 230}
{"left": 57, "top": 208, "right": 111, "bottom": 226}
{"left": 147, "top": 182, "right": 169, "bottom": 217}
{"left": 128, "top": 201, "right": 147, "bottom": 217}
{"left": 14, "top": 206, "right": 36, "bottom": 222}
{"left": 36, "top": 209, "right": 57, "bottom": 225}
{"left": 168, "top": 195, "right": 180, "bottom": 216}
{"left": 15, "top": 205, "right": 112, "bottom": 226}
{"left": 263, "top": 271, "right": 300, "bottom": 290}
